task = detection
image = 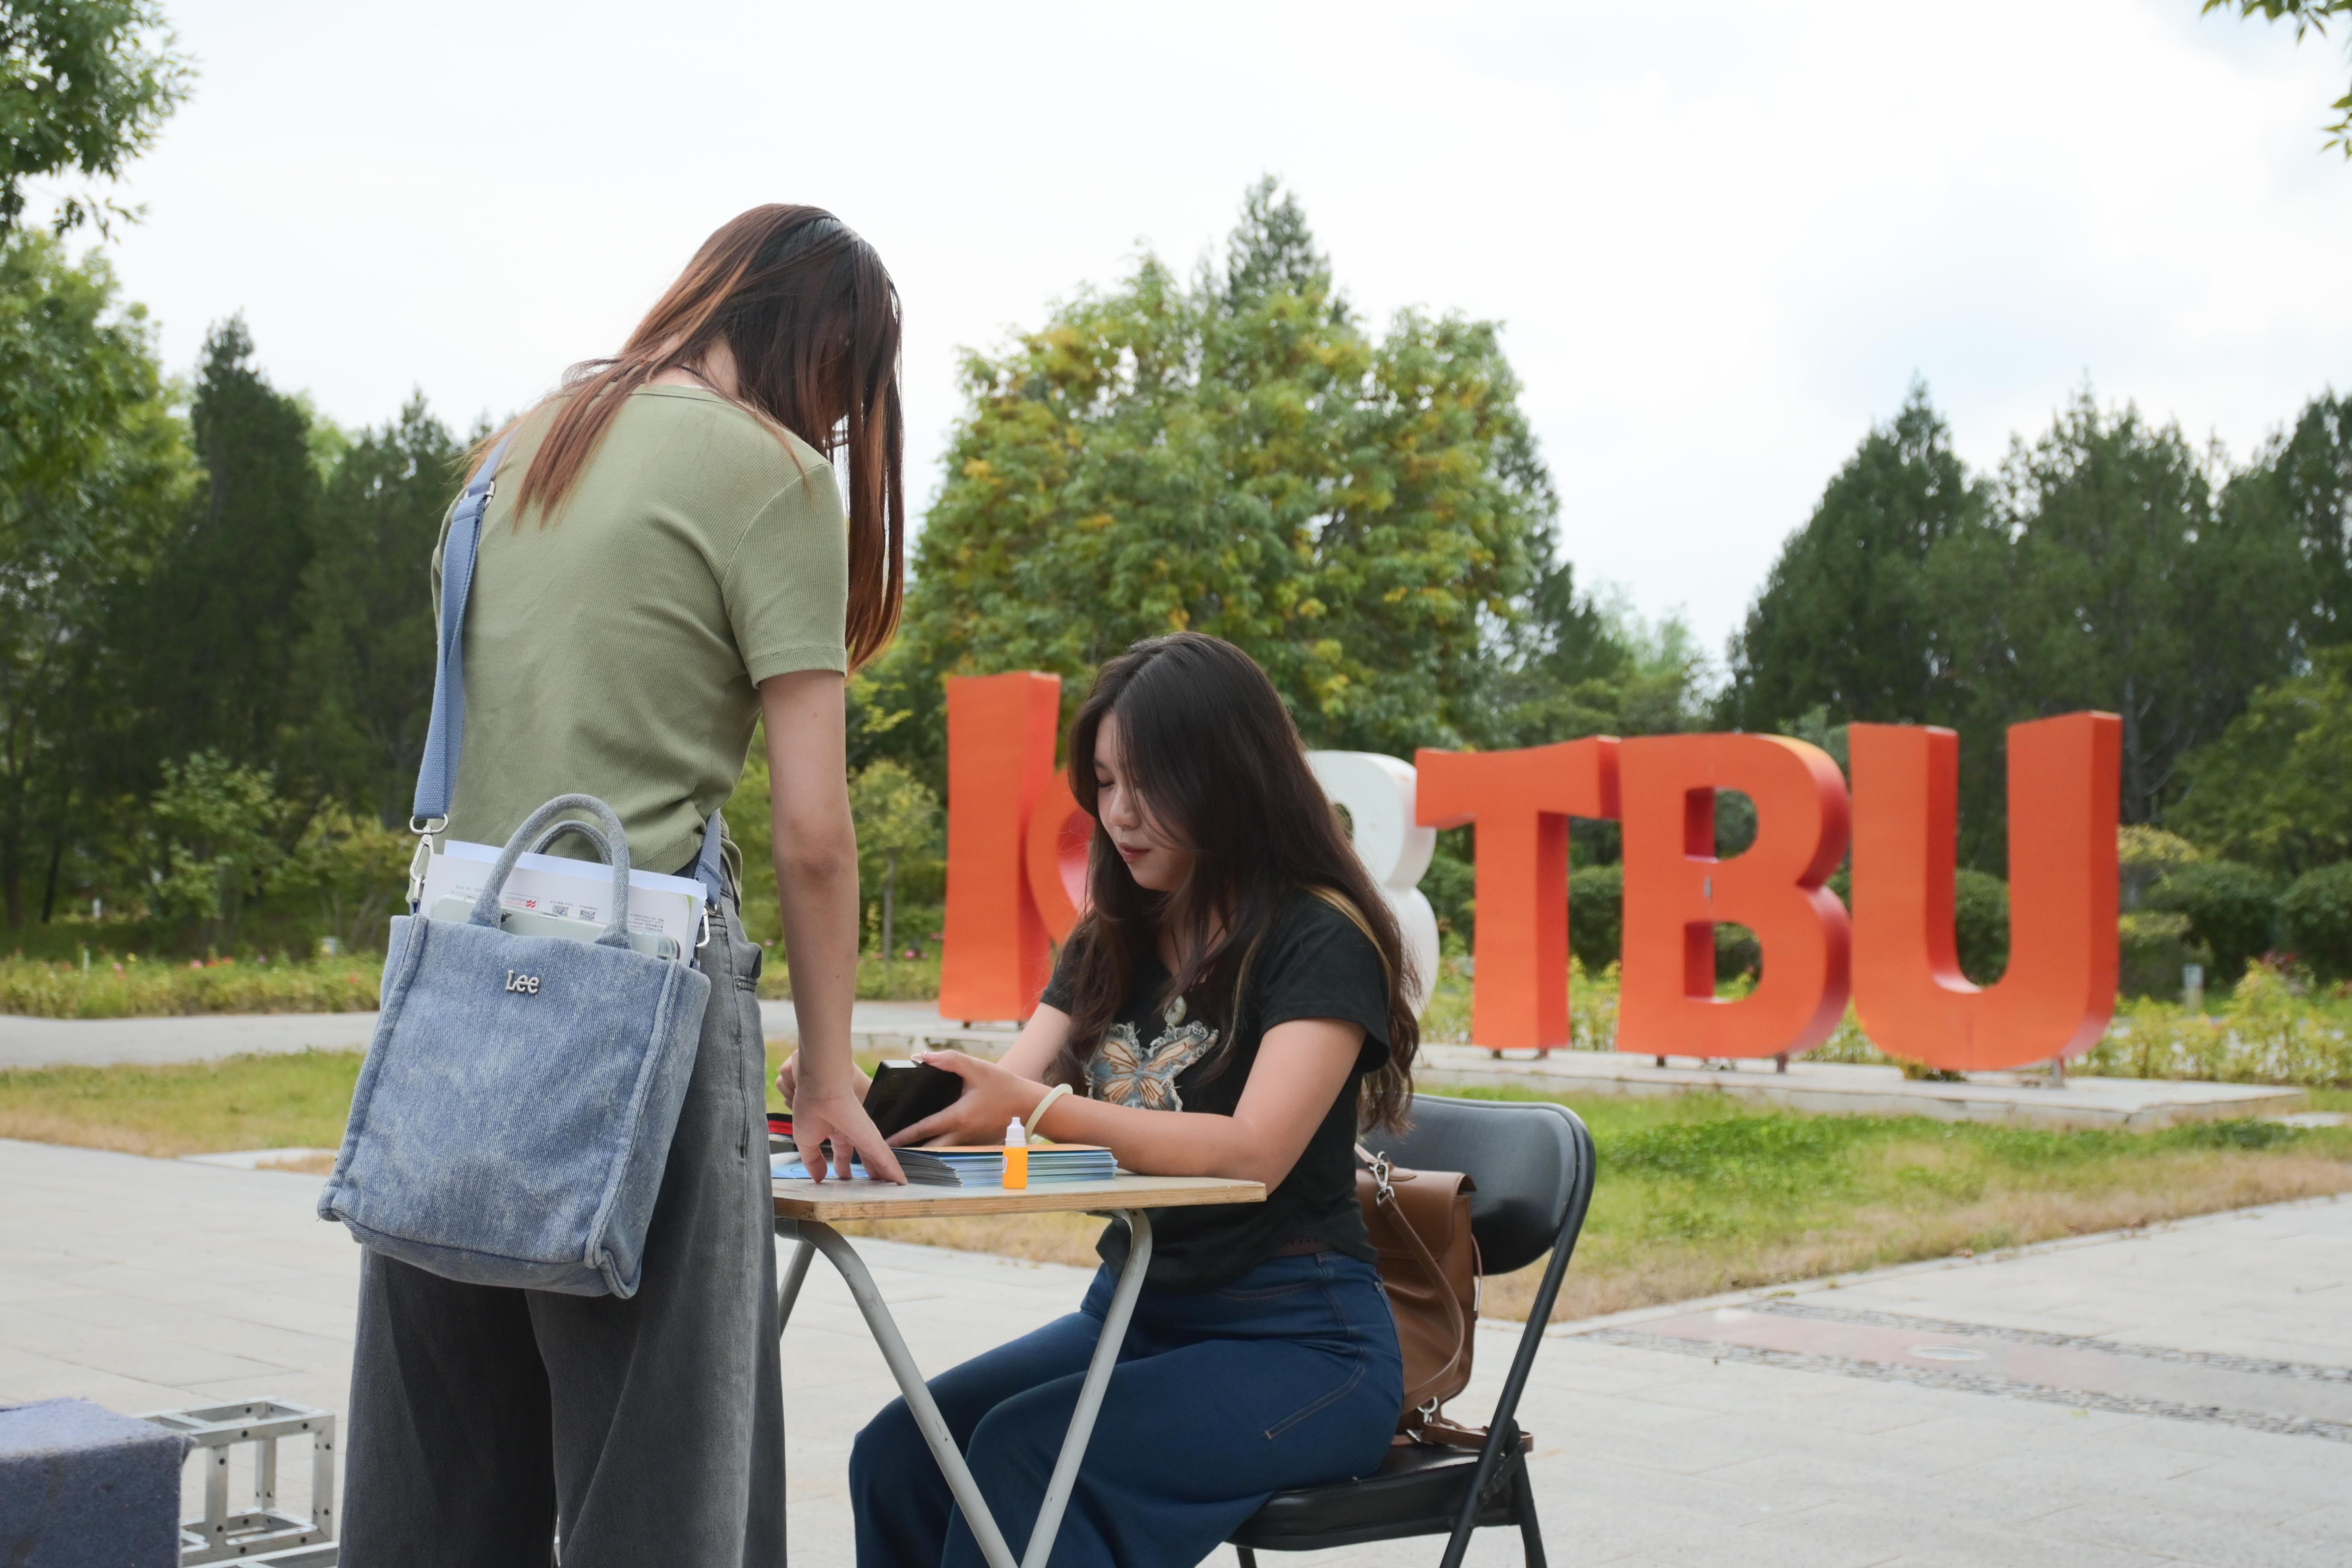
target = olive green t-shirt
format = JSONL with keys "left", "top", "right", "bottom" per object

{"left": 432, "top": 385, "right": 848, "bottom": 875}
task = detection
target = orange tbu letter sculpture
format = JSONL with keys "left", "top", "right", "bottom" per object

{"left": 939, "top": 673, "right": 1062, "bottom": 1021}
{"left": 1415, "top": 740, "right": 1619, "bottom": 1053}
{"left": 1618, "top": 735, "right": 1851, "bottom": 1060}
{"left": 1023, "top": 775, "right": 1091, "bottom": 944}
{"left": 1848, "top": 713, "right": 2121, "bottom": 1071}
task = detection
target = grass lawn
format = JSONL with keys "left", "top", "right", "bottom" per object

{"left": 0, "top": 1050, "right": 364, "bottom": 1159}
{"left": 789, "top": 1049, "right": 2352, "bottom": 1319}
{"left": 7, "top": 1047, "right": 2346, "bottom": 1323}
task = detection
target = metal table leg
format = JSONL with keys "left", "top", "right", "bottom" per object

{"left": 775, "top": 1221, "right": 815, "bottom": 1337}
{"left": 774, "top": 1210, "right": 1155, "bottom": 1568}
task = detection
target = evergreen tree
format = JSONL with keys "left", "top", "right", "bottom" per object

{"left": 122, "top": 317, "right": 319, "bottom": 784}
{"left": 1474, "top": 562, "right": 1709, "bottom": 748}
{"left": 1937, "top": 392, "right": 2308, "bottom": 829}
{"left": 1723, "top": 383, "right": 1988, "bottom": 736}
{"left": 2225, "top": 392, "right": 2352, "bottom": 645}
{"left": 290, "top": 393, "right": 463, "bottom": 824}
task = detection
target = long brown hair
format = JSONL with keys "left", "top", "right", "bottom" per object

{"left": 1048, "top": 633, "right": 1420, "bottom": 1128}
{"left": 483, "top": 205, "right": 905, "bottom": 669}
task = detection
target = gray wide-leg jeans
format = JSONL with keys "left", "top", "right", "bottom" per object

{"left": 340, "top": 898, "right": 783, "bottom": 1568}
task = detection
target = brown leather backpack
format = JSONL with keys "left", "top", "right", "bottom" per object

{"left": 1356, "top": 1144, "right": 1483, "bottom": 1443}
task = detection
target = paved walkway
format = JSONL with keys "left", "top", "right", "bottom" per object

{"left": 2, "top": 1136, "right": 2345, "bottom": 1565}
{"left": 0, "top": 1012, "right": 379, "bottom": 1071}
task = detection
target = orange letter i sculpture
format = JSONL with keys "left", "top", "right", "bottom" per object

{"left": 939, "top": 673, "right": 1063, "bottom": 1023}
{"left": 1617, "top": 734, "right": 1852, "bottom": 1060}
{"left": 1415, "top": 740, "right": 1619, "bottom": 1054}
{"left": 1848, "top": 713, "right": 2120, "bottom": 1072}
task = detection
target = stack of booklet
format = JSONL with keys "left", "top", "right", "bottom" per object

{"left": 773, "top": 1144, "right": 1119, "bottom": 1187}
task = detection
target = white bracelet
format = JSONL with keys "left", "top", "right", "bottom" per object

{"left": 1030, "top": 1082, "right": 1074, "bottom": 1139}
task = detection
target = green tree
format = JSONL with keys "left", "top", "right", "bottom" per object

{"left": 1724, "top": 383, "right": 1990, "bottom": 737}
{"left": 0, "top": 1, "right": 193, "bottom": 235}
{"left": 1932, "top": 392, "right": 2307, "bottom": 830}
{"left": 1721, "top": 385, "right": 2031, "bottom": 865}
{"left": 2203, "top": 1, "right": 2352, "bottom": 156}
{"left": 2279, "top": 861, "right": 2352, "bottom": 978}
{"left": 122, "top": 317, "right": 320, "bottom": 785}
{"left": 147, "top": 749, "right": 290, "bottom": 949}
{"left": 1473, "top": 565, "right": 1710, "bottom": 749}
{"left": 1951, "top": 869, "right": 2011, "bottom": 985}
{"left": 0, "top": 230, "right": 185, "bottom": 925}
{"left": 843, "top": 639, "right": 946, "bottom": 796}
{"left": 2150, "top": 860, "right": 2280, "bottom": 983}
{"left": 290, "top": 393, "right": 463, "bottom": 823}
{"left": 270, "top": 803, "right": 410, "bottom": 953}
{"left": 2224, "top": 392, "right": 2352, "bottom": 644}
{"left": 899, "top": 180, "right": 1556, "bottom": 760}
{"left": 2168, "top": 646, "right": 2352, "bottom": 875}
{"left": 1567, "top": 862, "right": 1622, "bottom": 974}
{"left": 848, "top": 758, "right": 940, "bottom": 960}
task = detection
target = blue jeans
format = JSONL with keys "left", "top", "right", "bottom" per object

{"left": 851, "top": 1250, "right": 1402, "bottom": 1568}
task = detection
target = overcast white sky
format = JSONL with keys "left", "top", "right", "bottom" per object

{"left": 44, "top": 0, "right": 2352, "bottom": 659}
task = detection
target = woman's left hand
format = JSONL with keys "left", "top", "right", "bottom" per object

{"left": 890, "top": 1050, "right": 1051, "bottom": 1147}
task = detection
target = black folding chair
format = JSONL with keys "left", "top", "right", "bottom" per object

{"left": 1229, "top": 1093, "right": 1598, "bottom": 1568}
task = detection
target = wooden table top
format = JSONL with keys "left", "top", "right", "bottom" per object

{"left": 771, "top": 1172, "right": 1264, "bottom": 1222}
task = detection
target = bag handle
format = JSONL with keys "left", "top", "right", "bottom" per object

{"left": 528, "top": 819, "right": 615, "bottom": 861}
{"left": 472, "top": 795, "right": 635, "bottom": 949}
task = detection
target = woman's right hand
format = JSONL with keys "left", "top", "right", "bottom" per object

{"left": 773, "top": 1050, "right": 870, "bottom": 1111}
{"left": 790, "top": 1082, "right": 906, "bottom": 1185}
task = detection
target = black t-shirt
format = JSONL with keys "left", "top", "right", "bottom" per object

{"left": 1038, "top": 891, "right": 1391, "bottom": 1292}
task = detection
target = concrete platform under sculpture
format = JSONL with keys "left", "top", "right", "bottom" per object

{"left": 1409, "top": 1046, "right": 2306, "bottom": 1129}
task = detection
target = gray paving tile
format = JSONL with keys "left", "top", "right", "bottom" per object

{"left": 2034, "top": 1497, "right": 2348, "bottom": 1568}
{"left": 10, "top": 1139, "right": 2352, "bottom": 1567}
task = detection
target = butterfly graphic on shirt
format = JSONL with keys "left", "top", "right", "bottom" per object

{"left": 1087, "top": 1019, "right": 1219, "bottom": 1111}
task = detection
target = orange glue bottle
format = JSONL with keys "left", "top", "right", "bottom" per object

{"left": 1003, "top": 1118, "right": 1028, "bottom": 1190}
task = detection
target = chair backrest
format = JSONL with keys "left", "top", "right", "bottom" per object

{"left": 1362, "top": 1094, "right": 1594, "bottom": 1275}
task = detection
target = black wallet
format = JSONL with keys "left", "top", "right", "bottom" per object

{"left": 860, "top": 1059, "right": 965, "bottom": 1139}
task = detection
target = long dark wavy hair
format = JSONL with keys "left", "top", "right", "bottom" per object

{"left": 1048, "top": 633, "right": 1420, "bottom": 1128}
{"left": 475, "top": 205, "right": 905, "bottom": 669}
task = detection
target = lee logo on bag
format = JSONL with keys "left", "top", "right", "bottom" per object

{"left": 504, "top": 970, "right": 543, "bottom": 995}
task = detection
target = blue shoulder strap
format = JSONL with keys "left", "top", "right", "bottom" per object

{"left": 412, "top": 433, "right": 514, "bottom": 829}
{"left": 411, "top": 432, "right": 734, "bottom": 915}
{"left": 693, "top": 808, "right": 729, "bottom": 912}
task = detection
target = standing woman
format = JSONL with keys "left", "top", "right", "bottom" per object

{"left": 850, "top": 632, "right": 1415, "bottom": 1568}
{"left": 342, "top": 207, "right": 907, "bottom": 1568}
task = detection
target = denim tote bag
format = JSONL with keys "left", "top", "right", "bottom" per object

{"left": 317, "top": 436, "right": 715, "bottom": 1297}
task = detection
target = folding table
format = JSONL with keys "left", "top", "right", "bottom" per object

{"left": 773, "top": 1172, "right": 1264, "bottom": 1568}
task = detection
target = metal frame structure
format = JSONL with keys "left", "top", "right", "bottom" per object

{"left": 140, "top": 1399, "right": 336, "bottom": 1565}
{"left": 775, "top": 1209, "right": 1153, "bottom": 1568}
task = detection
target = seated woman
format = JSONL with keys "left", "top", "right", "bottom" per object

{"left": 846, "top": 631, "right": 1416, "bottom": 1568}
